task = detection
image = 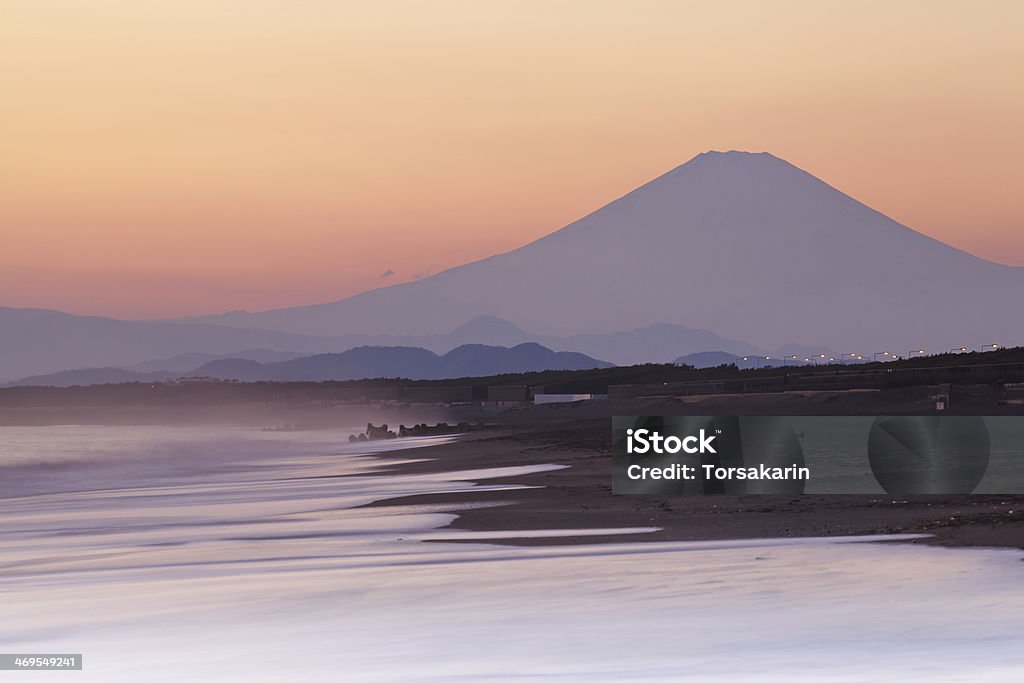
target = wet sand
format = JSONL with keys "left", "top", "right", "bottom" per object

{"left": 364, "top": 419, "right": 1024, "bottom": 549}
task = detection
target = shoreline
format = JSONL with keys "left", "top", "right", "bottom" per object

{"left": 362, "top": 419, "right": 1024, "bottom": 550}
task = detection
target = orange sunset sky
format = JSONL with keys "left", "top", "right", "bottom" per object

{"left": 3, "top": 1, "right": 1023, "bottom": 319}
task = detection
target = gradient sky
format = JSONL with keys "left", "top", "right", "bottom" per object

{"left": 4, "top": 1, "right": 1023, "bottom": 318}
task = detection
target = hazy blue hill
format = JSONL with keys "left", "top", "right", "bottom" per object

{"left": 446, "top": 316, "right": 534, "bottom": 347}
{"left": 0, "top": 306, "right": 348, "bottom": 380}
{"left": 438, "top": 342, "right": 613, "bottom": 377}
{"left": 190, "top": 358, "right": 271, "bottom": 382}
{"left": 124, "top": 349, "right": 308, "bottom": 373}
{"left": 7, "top": 367, "right": 175, "bottom": 388}
{"left": 264, "top": 346, "right": 439, "bottom": 381}
{"left": 561, "top": 323, "right": 758, "bottom": 365}
{"left": 190, "top": 343, "right": 611, "bottom": 382}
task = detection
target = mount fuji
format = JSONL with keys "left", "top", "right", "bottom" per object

{"left": 184, "top": 151, "right": 1023, "bottom": 351}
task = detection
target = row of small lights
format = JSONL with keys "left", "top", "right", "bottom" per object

{"left": 740, "top": 344, "right": 1002, "bottom": 367}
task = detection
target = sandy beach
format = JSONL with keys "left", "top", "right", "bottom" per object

{"left": 363, "top": 418, "right": 1024, "bottom": 549}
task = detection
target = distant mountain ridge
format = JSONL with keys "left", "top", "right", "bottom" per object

{"left": 9, "top": 367, "right": 177, "bottom": 388}
{"left": 0, "top": 306, "right": 760, "bottom": 381}
{"left": 122, "top": 349, "right": 309, "bottom": 373}
{"left": 9, "top": 343, "right": 612, "bottom": 386}
{"left": 0, "top": 307, "right": 349, "bottom": 381}
{"left": 191, "top": 342, "right": 613, "bottom": 381}
{"left": 301, "top": 315, "right": 760, "bottom": 365}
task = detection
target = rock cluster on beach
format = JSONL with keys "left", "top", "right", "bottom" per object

{"left": 348, "top": 421, "right": 483, "bottom": 442}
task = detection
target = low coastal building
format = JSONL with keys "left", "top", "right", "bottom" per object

{"left": 486, "top": 384, "right": 531, "bottom": 405}
{"left": 533, "top": 393, "right": 608, "bottom": 404}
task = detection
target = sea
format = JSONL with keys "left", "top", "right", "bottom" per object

{"left": 1, "top": 425, "right": 1023, "bottom": 682}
